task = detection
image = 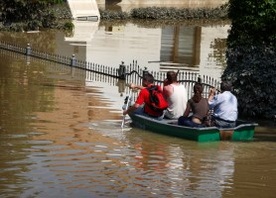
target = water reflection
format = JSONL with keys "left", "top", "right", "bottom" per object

{"left": 0, "top": 51, "right": 276, "bottom": 197}
{"left": 122, "top": 129, "right": 235, "bottom": 197}
{"left": 0, "top": 19, "right": 229, "bottom": 80}
{"left": 1, "top": 16, "right": 276, "bottom": 198}
{"left": 61, "top": 20, "right": 229, "bottom": 81}
{"left": 100, "top": 0, "right": 229, "bottom": 12}
{"left": 1, "top": 50, "right": 230, "bottom": 197}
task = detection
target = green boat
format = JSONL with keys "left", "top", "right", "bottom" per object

{"left": 129, "top": 114, "right": 258, "bottom": 142}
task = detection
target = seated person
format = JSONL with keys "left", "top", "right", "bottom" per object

{"left": 178, "top": 82, "right": 209, "bottom": 127}
{"left": 208, "top": 81, "right": 238, "bottom": 128}
{"left": 163, "top": 71, "right": 188, "bottom": 119}
{"left": 123, "top": 73, "right": 165, "bottom": 120}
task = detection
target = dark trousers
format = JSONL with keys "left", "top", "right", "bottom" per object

{"left": 133, "top": 106, "right": 164, "bottom": 120}
{"left": 213, "top": 117, "right": 236, "bottom": 128}
{"left": 178, "top": 116, "right": 203, "bottom": 128}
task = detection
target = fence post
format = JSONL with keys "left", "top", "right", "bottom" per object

{"left": 197, "top": 75, "right": 202, "bottom": 83}
{"left": 143, "top": 67, "right": 148, "bottom": 78}
{"left": 118, "top": 61, "right": 126, "bottom": 80}
{"left": 117, "top": 79, "right": 126, "bottom": 97}
{"left": 26, "top": 43, "right": 31, "bottom": 56}
{"left": 71, "top": 54, "right": 76, "bottom": 67}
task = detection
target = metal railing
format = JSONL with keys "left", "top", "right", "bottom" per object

{"left": 0, "top": 41, "right": 221, "bottom": 99}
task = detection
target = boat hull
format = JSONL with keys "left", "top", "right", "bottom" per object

{"left": 129, "top": 114, "right": 257, "bottom": 142}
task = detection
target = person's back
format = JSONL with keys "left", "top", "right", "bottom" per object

{"left": 163, "top": 71, "right": 187, "bottom": 119}
{"left": 178, "top": 82, "right": 209, "bottom": 127}
{"left": 165, "top": 83, "right": 187, "bottom": 119}
{"left": 208, "top": 81, "right": 238, "bottom": 128}
{"left": 138, "top": 84, "right": 165, "bottom": 117}
{"left": 189, "top": 97, "right": 209, "bottom": 121}
{"left": 123, "top": 73, "right": 165, "bottom": 120}
{"left": 211, "top": 91, "right": 237, "bottom": 121}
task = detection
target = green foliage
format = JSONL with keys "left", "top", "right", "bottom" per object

{"left": 223, "top": 45, "right": 276, "bottom": 118}
{"left": 0, "top": 0, "right": 57, "bottom": 30}
{"left": 224, "top": 0, "right": 276, "bottom": 119}
{"left": 48, "top": 0, "right": 66, "bottom": 3}
{"left": 228, "top": 0, "right": 276, "bottom": 46}
{"left": 99, "top": 5, "right": 229, "bottom": 21}
{"left": 130, "top": 5, "right": 228, "bottom": 20}
{"left": 100, "top": 9, "right": 130, "bottom": 20}
{"left": 63, "top": 21, "right": 74, "bottom": 35}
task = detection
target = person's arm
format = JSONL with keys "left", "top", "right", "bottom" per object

{"left": 123, "top": 89, "right": 145, "bottom": 115}
{"left": 123, "top": 103, "right": 139, "bottom": 115}
{"left": 129, "top": 83, "right": 145, "bottom": 90}
{"left": 163, "top": 85, "right": 173, "bottom": 99}
{"left": 208, "top": 87, "right": 216, "bottom": 102}
{"left": 183, "top": 101, "right": 191, "bottom": 117}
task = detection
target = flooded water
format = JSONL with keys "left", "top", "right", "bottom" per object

{"left": 0, "top": 20, "right": 276, "bottom": 197}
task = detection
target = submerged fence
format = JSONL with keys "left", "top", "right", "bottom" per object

{"left": 0, "top": 41, "right": 221, "bottom": 98}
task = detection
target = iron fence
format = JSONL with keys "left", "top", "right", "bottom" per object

{"left": 0, "top": 41, "right": 221, "bottom": 99}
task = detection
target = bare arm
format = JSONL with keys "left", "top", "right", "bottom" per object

{"left": 129, "top": 83, "right": 145, "bottom": 90}
{"left": 123, "top": 103, "right": 139, "bottom": 115}
{"left": 163, "top": 85, "right": 173, "bottom": 99}
{"left": 183, "top": 101, "right": 191, "bottom": 117}
{"left": 208, "top": 87, "right": 216, "bottom": 102}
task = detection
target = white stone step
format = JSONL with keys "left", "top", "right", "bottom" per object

{"left": 67, "top": 0, "right": 100, "bottom": 20}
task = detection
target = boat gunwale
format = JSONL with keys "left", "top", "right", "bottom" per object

{"left": 130, "top": 114, "right": 258, "bottom": 131}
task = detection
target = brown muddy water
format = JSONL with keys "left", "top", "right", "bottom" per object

{"left": 0, "top": 22, "right": 276, "bottom": 197}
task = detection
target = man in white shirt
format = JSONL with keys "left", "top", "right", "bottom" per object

{"left": 208, "top": 81, "right": 238, "bottom": 128}
{"left": 163, "top": 71, "right": 188, "bottom": 119}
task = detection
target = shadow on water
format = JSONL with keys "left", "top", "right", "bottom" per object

{"left": 254, "top": 125, "right": 276, "bottom": 142}
{"left": 249, "top": 116, "right": 276, "bottom": 141}
{"left": 238, "top": 116, "right": 276, "bottom": 142}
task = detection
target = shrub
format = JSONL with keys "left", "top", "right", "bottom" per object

{"left": 223, "top": 0, "right": 276, "bottom": 119}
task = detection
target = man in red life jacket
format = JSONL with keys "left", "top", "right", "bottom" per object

{"left": 123, "top": 73, "right": 165, "bottom": 120}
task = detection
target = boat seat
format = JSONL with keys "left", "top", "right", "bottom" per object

{"left": 161, "top": 118, "right": 178, "bottom": 125}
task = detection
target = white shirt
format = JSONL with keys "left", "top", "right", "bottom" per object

{"left": 209, "top": 91, "right": 238, "bottom": 121}
{"left": 165, "top": 84, "right": 187, "bottom": 119}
